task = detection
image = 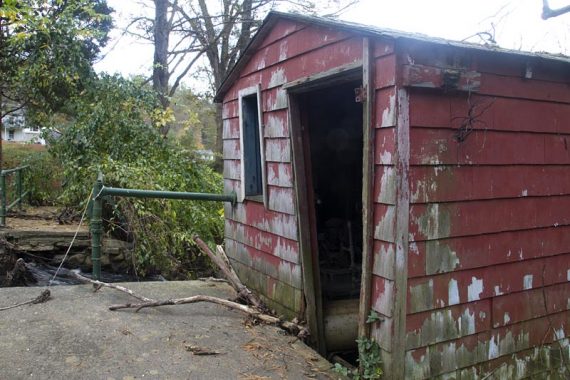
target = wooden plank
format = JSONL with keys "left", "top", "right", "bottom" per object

{"left": 491, "top": 282, "right": 570, "bottom": 328}
{"left": 374, "top": 128, "right": 396, "bottom": 164}
{"left": 410, "top": 165, "right": 570, "bottom": 204}
{"left": 224, "top": 201, "right": 298, "bottom": 240}
{"left": 371, "top": 275, "right": 395, "bottom": 317}
{"left": 405, "top": 299, "right": 492, "bottom": 350}
{"left": 282, "top": 60, "right": 362, "bottom": 90}
{"left": 417, "top": 310, "right": 570, "bottom": 377}
{"left": 409, "top": 92, "right": 570, "bottom": 134}
{"left": 410, "top": 225, "right": 570, "bottom": 277}
{"left": 392, "top": 87, "right": 411, "bottom": 380}
{"left": 230, "top": 258, "right": 303, "bottom": 317}
{"left": 257, "top": 19, "right": 306, "bottom": 50}
{"left": 373, "top": 38, "right": 395, "bottom": 58}
{"left": 406, "top": 255, "right": 570, "bottom": 313}
{"left": 288, "top": 94, "right": 324, "bottom": 353}
{"left": 262, "top": 87, "right": 288, "bottom": 112}
{"left": 264, "top": 138, "right": 291, "bottom": 163}
{"left": 222, "top": 139, "right": 241, "bottom": 160}
{"left": 375, "top": 87, "right": 397, "bottom": 128}
{"left": 224, "top": 219, "right": 300, "bottom": 264}
{"left": 222, "top": 118, "right": 240, "bottom": 139}
{"left": 409, "top": 128, "right": 570, "bottom": 166}
{"left": 372, "top": 240, "right": 396, "bottom": 280}
{"left": 267, "top": 185, "right": 296, "bottom": 215}
{"left": 223, "top": 159, "right": 240, "bottom": 180}
{"left": 401, "top": 64, "right": 480, "bottom": 92}
{"left": 263, "top": 110, "right": 289, "bottom": 138}
{"left": 225, "top": 239, "right": 303, "bottom": 289}
{"left": 266, "top": 162, "right": 293, "bottom": 188}
{"left": 479, "top": 72, "right": 570, "bottom": 103}
{"left": 373, "top": 54, "right": 397, "bottom": 90}
{"left": 359, "top": 37, "right": 376, "bottom": 341}
{"left": 241, "top": 24, "right": 352, "bottom": 77}
{"left": 409, "top": 196, "right": 570, "bottom": 242}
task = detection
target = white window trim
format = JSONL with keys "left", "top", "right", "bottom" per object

{"left": 238, "top": 84, "right": 267, "bottom": 206}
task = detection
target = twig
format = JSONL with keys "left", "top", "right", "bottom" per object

{"left": 198, "top": 277, "right": 230, "bottom": 283}
{"left": 52, "top": 267, "right": 156, "bottom": 303}
{"left": 194, "top": 236, "right": 266, "bottom": 311}
{"left": 0, "top": 289, "right": 51, "bottom": 312}
{"left": 108, "top": 294, "right": 306, "bottom": 337}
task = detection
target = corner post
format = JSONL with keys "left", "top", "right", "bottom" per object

{"left": 0, "top": 173, "right": 6, "bottom": 226}
{"left": 90, "top": 173, "right": 103, "bottom": 281}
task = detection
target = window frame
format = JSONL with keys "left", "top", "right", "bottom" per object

{"left": 238, "top": 84, "right": 267, "bottom": 205}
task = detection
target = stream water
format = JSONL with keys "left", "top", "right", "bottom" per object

{"left": 22, "top": 262, "right": 166, "bottom": 287}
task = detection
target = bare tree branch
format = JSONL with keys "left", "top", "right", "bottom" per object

{"left": 542, "top": 0, "right": 570, "bottom": 19}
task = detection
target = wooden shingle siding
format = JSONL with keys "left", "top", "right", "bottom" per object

{"left": 369, "top": 39, "right": 400, "bottom": 373}
{"left": 222, "top": 20, "right": 367, "bottom": 317}
{"left": 402, "top": 40, "right": 570, "bottom": 378}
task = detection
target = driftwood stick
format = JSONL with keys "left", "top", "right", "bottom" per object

{"left": 108, "top": 294, "right": 306, "bottom": 336}
{"left": 194, "top": 236, "right": 265, "bottom": 311}
{"left": 69, "top": 271, "right": 155, "bottom": 303}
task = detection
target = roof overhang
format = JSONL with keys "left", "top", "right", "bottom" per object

{"left": 214, "top": 11, "right": 570, "bottom": 103}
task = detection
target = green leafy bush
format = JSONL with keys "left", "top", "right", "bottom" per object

{"left": 49, "top": 74, "right": 223, "bottom": 277}
{"left": 3, "top": 143, "right": 63, "bottom": 205}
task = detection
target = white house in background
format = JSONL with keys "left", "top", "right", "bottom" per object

{"left": 1, "top": 108, "right": 45, "bottom": 145}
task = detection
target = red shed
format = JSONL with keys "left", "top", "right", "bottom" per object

{"left": 215, "top": 11, "right": 570, "bottom": 378}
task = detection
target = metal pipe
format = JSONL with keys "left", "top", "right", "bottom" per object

{"left": 90, "top": 173, "right": 103, "bottom": 281}
{"left": 99, "top": 186, "right": 237, "bottom": 205}
{"left": 1, "top": 165, "right": 29, "bottom": 175}
{"left": 0, "top": 174, "right": 5, "bottom": 226}
{"left": 6, "top": 190, "right": 29, "bottom": 212}
{"left": 16, "top": 169, "right": 22, "bottom": 210}
{"left": 90, "top": 175, "right": 237, "bottom": 279}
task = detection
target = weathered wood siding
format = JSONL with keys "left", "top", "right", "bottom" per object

{"left": 368, "top": 38, "right": 400, "bottom": 376}
{"left": 222, "top": 19, "right": 363, "bottom": 317}
{"left": 401, "top": 42, "right": 570, "bottom": 379}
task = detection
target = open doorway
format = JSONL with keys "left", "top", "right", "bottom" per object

{"left": 293, "top": 78, "right": 363, "bottom": 358}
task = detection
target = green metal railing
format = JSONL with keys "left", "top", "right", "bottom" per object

{"left": 90, "top": 173, "right": 237, "bottom": 280}
{"left": 0, "top": 165, "right": 30, "bottom": 226}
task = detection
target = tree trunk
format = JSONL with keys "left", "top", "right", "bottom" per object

{"left": 214, "top": 102, "right": 223, "bottom": 172}
{"left": 153, "top": 0, "right": 171, "bottom": 136}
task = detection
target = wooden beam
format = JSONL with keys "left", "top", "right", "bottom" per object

{"left": 288, "top": 94, "right": 326, "bottom": 354}
{"left": 283, "top": 61, "right": 362, "bottom": 92}
{"left": 391, "top": 87, "right": 411, "bottom": 379}
{"left": 358, "top": 37, "right": 375, "bottom": 340}
{"left": 401, "top": 64, "right": 480, "bottom": 92}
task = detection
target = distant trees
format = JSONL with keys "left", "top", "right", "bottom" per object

{"left": 125, "top": 0, "right": 358, "bottom": 168}
{"left": 0, "top": 0, "right": 112, "bottom": 167}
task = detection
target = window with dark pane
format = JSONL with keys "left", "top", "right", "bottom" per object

{"left": 241, "top": 94, "right": 262, "bottom": 196}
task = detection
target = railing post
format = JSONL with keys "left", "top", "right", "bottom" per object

{"left": 16, "top": 168, "right": 22, "bottom": 210}
{"left": 0, "top": 173, "right": 6, "bottom": 226}
{"left": 90, "top": 173, "right": 103, "bottom": 281}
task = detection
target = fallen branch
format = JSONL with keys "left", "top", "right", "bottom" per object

{"left": 36, "top": 264, "right": 155, "bottom": 303}
{"left": 69, "top": 271, "right": 156, "bottom": 302}
{"left": 0, "top": 289, "right": 51, "bottom": 311}
{"left": 108, "top": 294, "right": 307, "bottom": 337}
{"left": 194, "top": 236, "right": 266, "bottom": 311}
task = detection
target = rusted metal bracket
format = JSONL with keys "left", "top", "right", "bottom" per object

{"left": 354, "top": 85, "right": 367, "bottom": 103}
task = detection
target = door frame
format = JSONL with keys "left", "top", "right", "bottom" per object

{"left": 286, "top": 60, "right": 370, "bottom": 353}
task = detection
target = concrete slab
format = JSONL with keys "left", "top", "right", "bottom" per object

{"left": 0, "top": 281, "right": 338, "bottom": 379}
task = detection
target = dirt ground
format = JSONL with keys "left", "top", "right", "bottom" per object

{"left": 4, "top": 206, "right": 87, "bottom": 232}
{"left": 0, "top": 281, "right": 339, "bottom": 380}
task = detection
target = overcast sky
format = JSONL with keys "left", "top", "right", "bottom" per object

{"left": 94, "top": 0, "right": 570, "bottom": 90}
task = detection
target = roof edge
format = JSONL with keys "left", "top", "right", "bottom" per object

{"left": 214, "top": 11, "right": 570, "bottom": 103}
